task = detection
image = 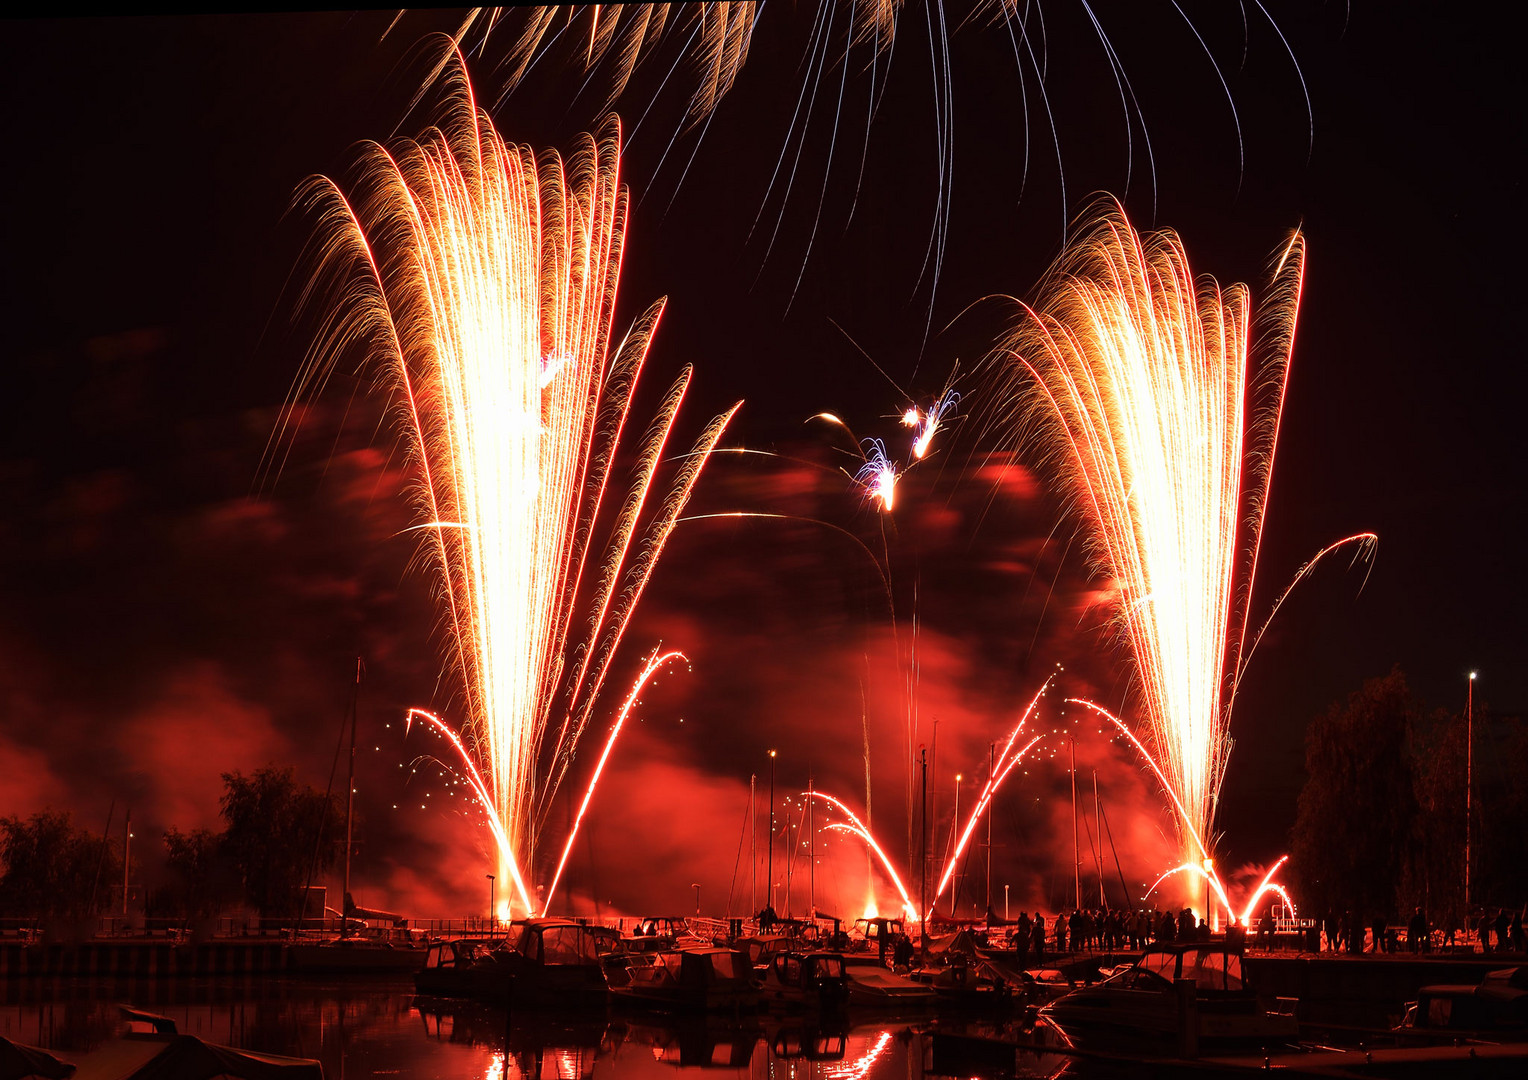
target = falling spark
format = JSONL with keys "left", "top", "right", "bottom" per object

{"left": 292, "top": 62, "right": 738, "bottom": 914}
{"left": 446, "top": 4, "right": 758, "bottom": 129}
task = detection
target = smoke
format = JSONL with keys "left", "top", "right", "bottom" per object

{"left": 0, "top": 355, "right": 1228, "bottom": 918}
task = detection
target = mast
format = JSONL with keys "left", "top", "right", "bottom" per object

{"left": 1093, "top": 770, "right": 1106, "bottom": 909}
{"left": 767, "top": 750, "right": 776, "bottom": 912}
{"left": 749, "top": 774, "right": 756, "bottom": 916}
{"left": 342, "top": 657, "right": 360, "bottom": 936}
{"left": 919, "top": 747, "right": 928, "bottom": 958}
{"left": 1071, "top": 737, "right": 1080, "bottom": 909}
{"left": 929, "top": 720, "right": 938, "bottom": 910}
{"left": 1466, "top": 672, "right": 1475, "bottom": 909}
{"left": 986, "top": 742, "right": 994, "bottom": 916}
{"left": 123, "top": 808, "right": 131, "bottom": 918}
{"left": 808, "top": 772, "right": 815, "bottom": 916}
{"left": 949, "top": 775, "right": 960, "bottom": 916}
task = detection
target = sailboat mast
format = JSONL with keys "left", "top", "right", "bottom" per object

{"left": 1093, "top": 770, "right": 1106, "bottom": 909}
{"left": 808, "top": 772, "right": 815, "bottom": 917}
{"left": 1071, "top": 737, "right": 1079, "bottom": 909}
{"left": 986, "top": 742, "right": 994, "bottom": 916}
{"left": 749, "top": 774, "right": 756, "bottom": 917}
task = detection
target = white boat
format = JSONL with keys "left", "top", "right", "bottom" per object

{"left": 841, "top": 957, "right": 938, "bottom": 1009}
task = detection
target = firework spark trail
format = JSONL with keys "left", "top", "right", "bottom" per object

{"left": 810, "top": 792, "right": 918, "bottom": 921}
{"left": 927, "top": 735, "right": 1039, "bottom": 916}
{"left": 992, "top": 203, "right": 1309, "bottom": 892}
{"left": 445, "top": 5, "right": 757, "bottom": 129}
{"left": 294, "top": 62, "right": 738, "bottom": 914}
{"left": 1146, "top": 861, "right": 1234, "bottom": 922}
{"left": 926, "top": 676, "right": 1051, "bottom": 913}
{"left": 1144, "top": 858, "right": 1298, "bottom": 927}
{"left": 543, "top": 649, "right": 686, "bottom": 912}
{"left": 856, "top": 438, "right": 899, "bottom": 511}
{"left": 1235, "top": 854, "right": 1296, "bottom": 924}
{"left": 910, "top": 388, "right": 961, "bottom": 459}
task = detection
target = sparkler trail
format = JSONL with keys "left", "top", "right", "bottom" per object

{"left": 291, "top": 61, "right": 738, "bottom": 914}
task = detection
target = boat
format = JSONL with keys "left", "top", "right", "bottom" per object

{"left": 1396, "top": 966, "right": 1528, "bottom": 1039}
{"left": 610, "top": 947, "right": 760, "bottom": 1013}
{"left": 909, "top": 958, "right": 1019, "bottom": 1012}
{"left": 1038, "top": 941, "right": 1297, "bottom": 1050}
{"left": 841, "top": 956, "right": 938, "bottom": 1010}
{"left": 288, "top": 926, "right": 428, "bottom": 974}
{"left": 757, "top": 951, "right": 849, "bottom": 1013}
{"left": 413, "top": 919, "right": 609, "bottom": 1006}
{"left": 624, "top": 916, "right": 705, "bottom": 953}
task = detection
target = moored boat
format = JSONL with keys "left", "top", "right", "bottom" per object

{"left": 841, "top": 956, "right": 938, "bottom": 1010}
{"left": 413, "top": 919, "right": 608, "bottom": 1006}
{"left": 610, "top": 947, "right": 759, "bottom": 1013}
{"left": 1039, "top": 941, "right": 1297, "bottom": 1050}
{"left": 757, "top": 951, "right": 849, "bottom": 1013}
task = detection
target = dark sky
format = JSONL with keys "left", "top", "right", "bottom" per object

{"left": 1, "top": 5, "right": 1522, "bottom": 918}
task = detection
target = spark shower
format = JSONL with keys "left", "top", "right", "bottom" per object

{"left": 993, "top": 202, "right": 1368, "bottom": 920}
{"left": 292, "top": 65, "right": 737, "bottom": 915}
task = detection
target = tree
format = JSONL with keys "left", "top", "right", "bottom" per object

{"left": 218, "top": 767, "right": 345, "bottom": 916}
{"left": 1403, "top": 706, "right": 1466, "bottom": 922}
{"left": 1292, "top": 668, "right": 1419, "bottom": 921}
{"left": 0, "top": 810, "right": 121, "bottom": 918}
{"left": 162, "top": 827, "right": 237, "bottom": 919}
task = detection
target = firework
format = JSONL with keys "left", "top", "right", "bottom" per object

{"left": 809, "top": 791, "right": 917, "bottom": 922}
{"left": 295, "top": 65, "right": 738, "bottom": 914}
{"left": 856, "top": 438, "right": 899, "bottom": 511}
{"left": 992, "top": 201, "right": 1300, "bottom": 911}
{"left": 445, "top": 5, "right": 758, "bottom": 128}
{"left": 910, "top": 388, "right": 960, "bottom": 460}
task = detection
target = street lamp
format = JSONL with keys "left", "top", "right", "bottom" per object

{"left": 487, "top": 875, "right": 496, "bottom": 930}
{"left": 1465, "top": 671, "right": 1477, "bottom": 910}
{"left": 767, "top": 750, "right": 777, "bottom": 913}
{"left": 1005, "top": 884, "right": 1010, "bottom": 922}
{"left": 693, "top": 883, "right": 701, "bottom": 916}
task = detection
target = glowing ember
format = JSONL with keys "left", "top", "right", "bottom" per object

{"left": 297, "top": 65, "right": 737, "bottom": 913}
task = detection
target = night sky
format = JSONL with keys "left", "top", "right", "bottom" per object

{"left": 1, "top": 6, "right": 1522, "bottom": 918}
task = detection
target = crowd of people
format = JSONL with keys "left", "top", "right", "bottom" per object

{"left": 996, "top": 907, "right": 1220, "bottom": 963}
{"left": 1313, "top": 907, "right": 1526, "bottom": 954}
{"left": 984, "top": 904, "right": 1528, "bottom": 958}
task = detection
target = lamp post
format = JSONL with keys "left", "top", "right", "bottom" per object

{"left": 1005, "top": 883, "right": 1010, "bottom": 922}
{"left": 693, "top": 883, "right": 701, "bottom": 917}
{"left": 768, "top": 750, "right": 777, "bottom": 912}
{"left": 1465, "top": 671, "right": 1476, "bottom": 910}
{"left": 487, "top": 875, "right": 495, "bottom": 931}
